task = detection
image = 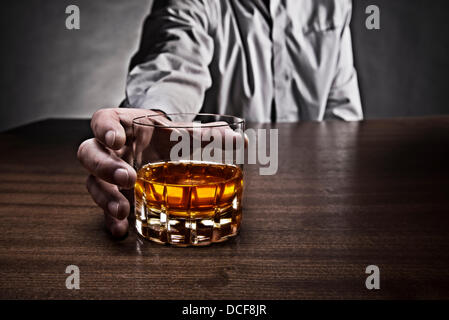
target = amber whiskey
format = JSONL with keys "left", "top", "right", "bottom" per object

{"left": 134, "top": 161, "right": 243, "bottom": 246}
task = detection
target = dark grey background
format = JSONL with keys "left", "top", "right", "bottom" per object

{"left": 352, "top": 0, "right": 449, "bottom": 119}
{"left": 1, "top": 0, "right": 448, "bottom": 131}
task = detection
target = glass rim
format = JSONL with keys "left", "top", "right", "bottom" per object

{"left": 132, "top": 112, "right": 245, "bottom": 128}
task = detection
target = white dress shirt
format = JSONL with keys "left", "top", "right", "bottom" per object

{"left": 125, "top": 0, "right": 363, "bottom": 122}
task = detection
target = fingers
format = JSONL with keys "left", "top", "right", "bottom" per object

{"left": 86, "top": 107, "right": 170, "bottom": 238}
{"left": 77, "top": 138, "right": 136, "bottom": 189}
{"left": 91, "top": 108, "right": 170, "bottom": 150}
{"left": 104, "top": 212, "right": 129, "bottom": 238}
{"left": 91, "top": 108, "right": 127, "bottom": 150}
{"left": 86, "top": 175, "right": 131, "bottom": 220}
{"left": 85, "top": 175, "right": 130, "bottom": 237}
{"left": 196, "top": 124, "right": 247, "bottom": 149}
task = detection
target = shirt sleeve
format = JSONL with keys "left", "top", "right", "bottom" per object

{"left": 324, "top": 2, "right": 364, "bottom": 121}
{"left": 124, "top": 0, "right": 214, "bottom": 115}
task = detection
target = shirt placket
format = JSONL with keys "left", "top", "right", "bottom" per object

{"left": 269, "top": 0, "right": 289, "bottom": 122}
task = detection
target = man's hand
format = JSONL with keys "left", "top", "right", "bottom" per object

{"left": 78, "top": 108, "right": 245, "bottom": 239}
{"left": 77, "top": 108, "right": 163, "bottom": 238}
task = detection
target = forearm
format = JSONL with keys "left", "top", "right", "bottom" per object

{"left": 125, "top": 0, "right": 214, "bottom": 114}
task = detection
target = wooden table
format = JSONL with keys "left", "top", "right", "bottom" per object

{"left": 1, "top": 117, "right": 449, "bottom": 299}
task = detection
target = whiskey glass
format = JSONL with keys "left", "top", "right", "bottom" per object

{"left": 132, "top": 113, "right": 245, "bottom": 246}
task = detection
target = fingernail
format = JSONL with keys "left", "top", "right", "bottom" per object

{"left": 108, "top": 201, "right": 119, "bottom": 217}
{"left": 114, "top": 168, "right": 129, "bottom": 186}
{"left": 105, "top": 130, "right": 116, "bottom": 147}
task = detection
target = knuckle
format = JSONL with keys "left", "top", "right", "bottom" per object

{"left": 91, "top": 109, "right": 109, "bottom": 133}
{"left": 85, "top": 175, "right": 94, "bottom": 192}
{"left": 92, "top": 154, "right": 103, "bottom": 174}
{"left": 77, "top": 139, "right": 89, "bottom": 161}
{"left": 77, "top": 138, "right": 96, "bottom": 163}
{"left": 92, "top": 108, "right": 106, "bottom": 122}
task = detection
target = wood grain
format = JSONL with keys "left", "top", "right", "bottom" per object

{"left": 1, "top": 118, "right": 449, "bottom": 299}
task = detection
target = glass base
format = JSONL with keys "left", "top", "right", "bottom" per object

{"left": 135, "top": 204, "right": 242, "bottom": 246}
